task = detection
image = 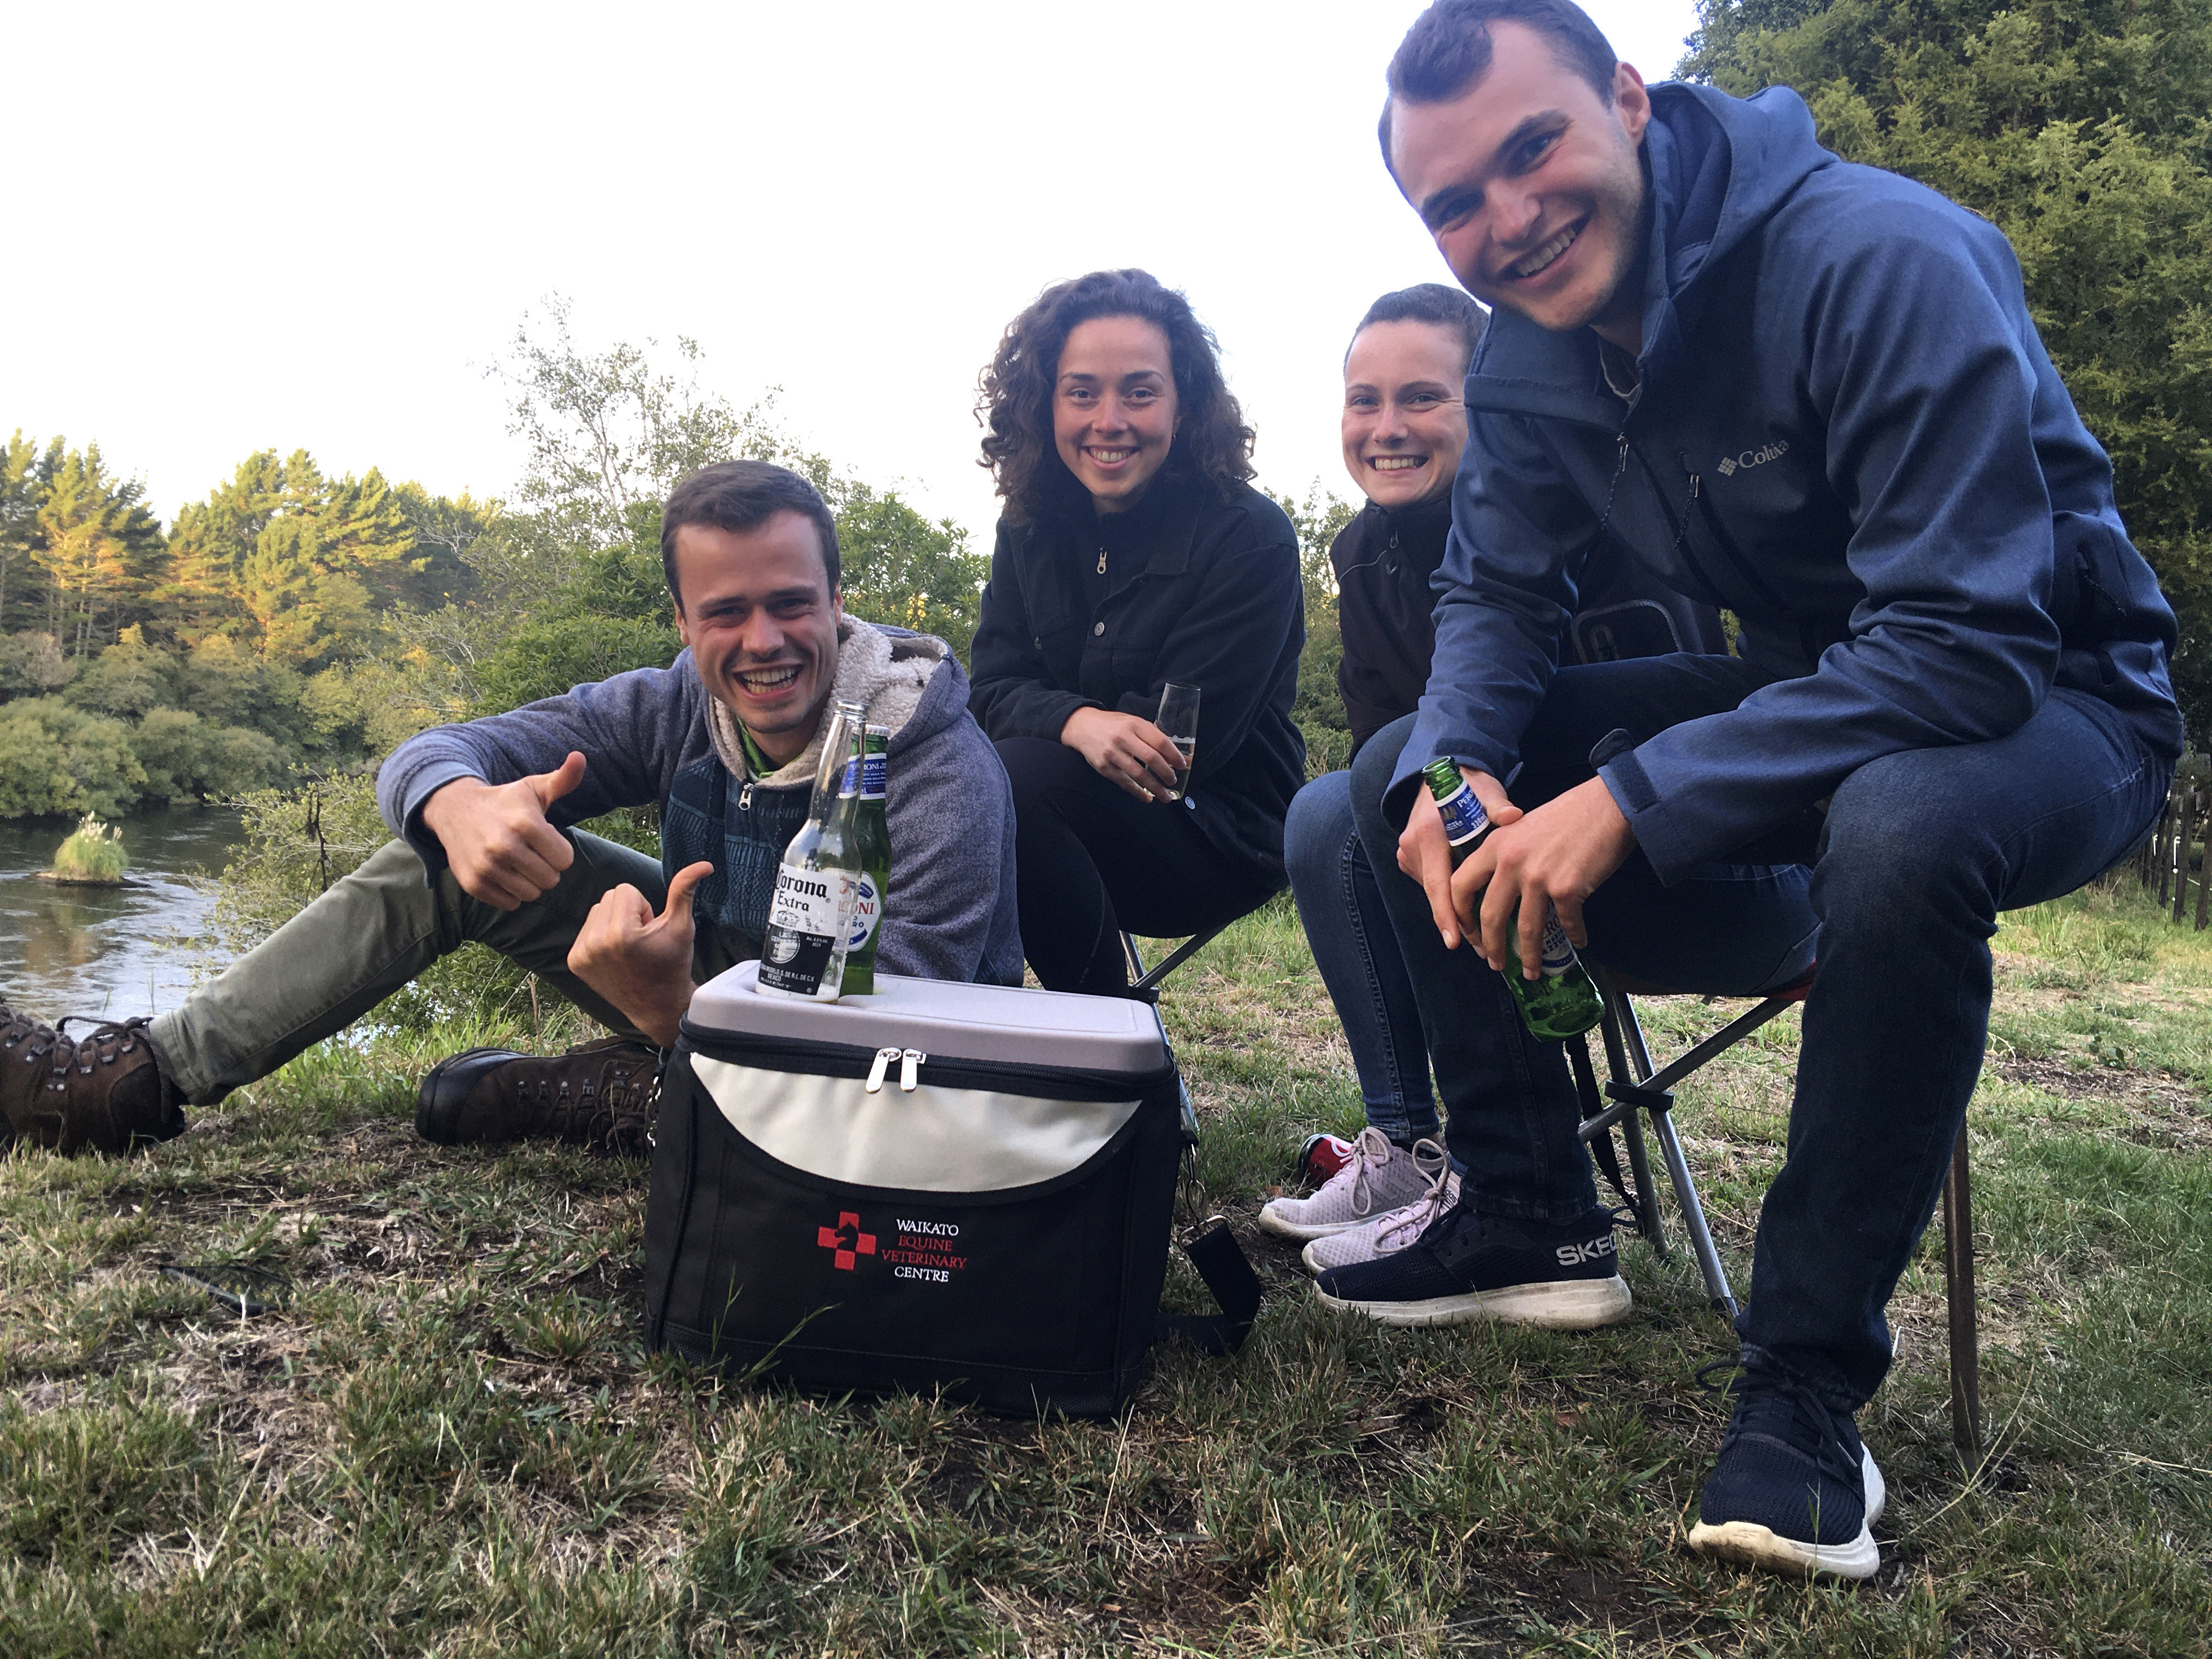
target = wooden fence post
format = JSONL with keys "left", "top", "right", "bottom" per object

{"left": 2195, "top": 786, "right": 2210, "bottom": 933}
{"left": 2176, "top": 788, "right": 2196, "bottom": 925}
{"left": 2155, "top": 787, "right": 2176, "bottom": 909}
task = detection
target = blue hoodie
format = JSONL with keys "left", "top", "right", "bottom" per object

{"left": 1395, "top": 82, "right": 2183, "bottom": 883}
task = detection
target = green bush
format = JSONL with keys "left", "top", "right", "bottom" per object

{"left": 131, "top": 707, "right": 287, "bottom": 802}
{"left": 50, "top": 814, "right": 127, "bottom": 882}
{"left": 0, "top": 630, "right": 75, "bottom": 696}
{"left": 0, "top": 697, "right": 146, "bottom": 818}
{"left": 63, "top": 635, "right": 176, "bottom": 720}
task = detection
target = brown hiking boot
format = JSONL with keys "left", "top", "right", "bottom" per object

{"left": 1, "top": 1004, "right": 187, "bottom": 1155}
{"left": 415, "top": 1037, "right": 661, "bottom": 1153}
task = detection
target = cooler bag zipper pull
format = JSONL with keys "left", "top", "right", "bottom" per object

{"left": 899, "top": 1049, "right": 926, "bottom": 1092}
{"left": 864, "top": 1046, "right": 901, "bottom": 1092}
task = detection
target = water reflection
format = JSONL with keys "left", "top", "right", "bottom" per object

{"left": 0, "top": 806, "right": 250, "bottom": 1020}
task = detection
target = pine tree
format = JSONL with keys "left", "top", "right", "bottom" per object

{"left": 1, "top": 433, "right": 63, "bottom": 636}
{"left": 30, "top": 444, "right": 166, "bottom": 657}
{"left": 157, "top": 449, "right": 287, "bottom": 642}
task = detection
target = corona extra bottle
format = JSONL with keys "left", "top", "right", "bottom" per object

{"left": 757, "top": 701, "right": 867, "bottom": 1001}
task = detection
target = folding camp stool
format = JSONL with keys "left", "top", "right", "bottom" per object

{"left": 1121, "top": 925, "right": 1231, "bottom": 997}
{"left": 1571, "top": 967, "right": 1983, "bottom": 1460}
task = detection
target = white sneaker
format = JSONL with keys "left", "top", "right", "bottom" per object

{"left": 1260, "top": 1129, "right": 1444, "bottom": 1242}
{"left": 1301, "top": 1165, "right": 1460, "bottom": 1274}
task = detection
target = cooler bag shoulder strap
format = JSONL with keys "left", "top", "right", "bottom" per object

{"left": 1156, "top": 1217, "right": 1262, "bottom": 1356}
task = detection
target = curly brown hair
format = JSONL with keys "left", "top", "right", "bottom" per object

{"left": 977, "top": 269, "right": 1257, "bottom": 524}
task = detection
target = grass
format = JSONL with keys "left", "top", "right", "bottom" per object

{"left": 48, "top": 815, "right": 128, "bottom": 884}
{"left": 4, "top": 879, "right": 2211, "bottom": 1655}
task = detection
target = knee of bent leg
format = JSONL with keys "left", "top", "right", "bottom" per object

{"left": 1818, "top": 759, "right": 1996, "bottom": 922}
{"left": 1347, "top": 716, "right": 1418, "bottom": 840}
{"left": 1284, "top": 773, "right": 1353, "bottom": 894}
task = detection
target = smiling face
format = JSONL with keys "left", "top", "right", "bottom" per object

{"left": 672, "top": 512, "right": 842, "bottom": 766}
{"left": 1389, "top": 21, "right": 1651, "bottom": 348}
{"left": 1341, "top": 319, "right": 1472, "bottom": 509}
{"left": 1052, "top": 315, "right": 1181, "bottom": 512}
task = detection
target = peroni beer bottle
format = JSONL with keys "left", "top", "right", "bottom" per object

{"left": 838, "top": 724, "right": 893, "bottom": 995}
{"left": 1421, "top": 757, "right": 1603, "bottom": 1040}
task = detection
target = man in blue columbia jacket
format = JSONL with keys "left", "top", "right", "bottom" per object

{"left": 1312, "top": 0, "right": 2182, "bottom": 1581}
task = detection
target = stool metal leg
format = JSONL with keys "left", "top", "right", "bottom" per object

{"left": 1616, "top": 1107, "right": 1664, "bottom": 1260}
{"left": 1943, "top": 1126, "right": 1982, "bottom": 1464}
{"left": 1606, "top": 985, "right": 1737, "bottom": 1317}
{"left": 1601, "top": 986, "right": 1663, "bottom": 1256}
{"left": 1651, "top": 1109, "right": 1737, "bottom": 1318}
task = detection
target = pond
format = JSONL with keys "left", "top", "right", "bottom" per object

{"left": 0, "top": 806, "right": 251, "bottom": 1023}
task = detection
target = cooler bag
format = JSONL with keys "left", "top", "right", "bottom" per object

{"left": 646, "top": 962, "right": 1259, "bottom": 1418}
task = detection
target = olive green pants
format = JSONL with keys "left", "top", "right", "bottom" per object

{"left": 150, "top": 833, "right": 740, "bottom": 1105}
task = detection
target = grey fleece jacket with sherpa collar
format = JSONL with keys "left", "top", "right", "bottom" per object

{"left": 376, "top": 618, "right": 1024, "bottom": 986}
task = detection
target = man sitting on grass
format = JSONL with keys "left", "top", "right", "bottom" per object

{"left": 1, "top": 460, "right": 1022, "bottom": 1158}
{"left": 1314, "top": 0, "right": 2181, "bottom": 1581}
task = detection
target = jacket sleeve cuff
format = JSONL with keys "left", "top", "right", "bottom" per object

{"left": 387, "top": 758, "right": 484, "bottom": 884}
{"left": 1024, "top": 691, "right": 1097, "bottom": 742}
{"left": 1597, "top": 746, "right": 1699, "bottom": 886}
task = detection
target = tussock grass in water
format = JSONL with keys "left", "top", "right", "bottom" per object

{"left": 47, "top": 815, "right": 126, "bottom": 883}
{"left": 1, "top": 877, "right": 2208, "bottom": 1652}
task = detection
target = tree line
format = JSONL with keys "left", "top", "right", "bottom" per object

{"left": 0, "top": 304, "right": 995, "bottom": 820}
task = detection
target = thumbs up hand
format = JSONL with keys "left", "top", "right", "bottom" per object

{"left": 420, "top": 751, "right": 589, "bottom": 911}
{"left": 567, "top": 861, "right": 715, "bottom": 1048}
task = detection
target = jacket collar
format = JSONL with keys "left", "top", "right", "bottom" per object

{"left": 1459, "top": 81, "right": 1830, "bottom": 432}
{"left": 1040, "top": 465, "right": 1205, "bottom": 577}
{"left": 1376, "top": 491, "right": 1454, "bottom": 548}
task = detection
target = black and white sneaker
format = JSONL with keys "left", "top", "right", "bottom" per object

{"left": 1686, "top": 1361, "right": 1887, "bottom": 1581}
{"left": 1311, "top": 1199, "right": 1632, "bottom": 1330}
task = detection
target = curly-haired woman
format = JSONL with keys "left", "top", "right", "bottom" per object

{"left": 968, "top": 269, "right": 1305, "bottom": 994}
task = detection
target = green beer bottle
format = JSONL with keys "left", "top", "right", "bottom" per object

{"left": 838, "top": 724, "right": 892, "bottom": 996}
{"left": 1421, "top": 757, "right": 1603, "bottom": 1040}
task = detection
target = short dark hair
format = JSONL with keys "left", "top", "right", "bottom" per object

{"left": 1378, "top": 0, "right": 1621, "bottom": 176}
{"left": 659, "top": 460, "right": 840, "bottom": 606}
{"left": 1348, "top": 283, "right": 1488, "bottom": 369}
{"left": 978, "top": 268, "right": 1256, "bottom": 525}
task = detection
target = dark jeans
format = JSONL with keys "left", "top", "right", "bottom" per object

{"left": 1284, "top": 771, "right": 1440, "bottom": 1144}
{"left": 996, "top": 736, "right": 1279, "bottom": 994}
{"left": 1351, "top": 655, "right": 2171, "bottom": 1409}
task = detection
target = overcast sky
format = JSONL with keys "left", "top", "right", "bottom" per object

{"left": 2, "top": 0, "right": 1703, "bottom": 546}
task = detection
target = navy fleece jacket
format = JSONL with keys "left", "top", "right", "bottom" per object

{"left": 1395, "top": 82, "right": 2182, "bottom": 881}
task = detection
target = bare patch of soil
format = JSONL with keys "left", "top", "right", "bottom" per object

{"left": 1993, "top": 1055, "right": 2211, "bottom": 1150}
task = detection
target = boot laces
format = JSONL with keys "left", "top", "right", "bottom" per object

{"left": 55, "top": 1016, "right": 148, "bottom": 1070}
{"left": 517, "top": 1043, "right": 658, "bottom": 1146}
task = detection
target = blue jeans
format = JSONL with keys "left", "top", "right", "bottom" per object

{"left": 1284, "top": 771, "right": 1441, "bottom": 1146}
{"left": 1352, "top": 655, "right": 2171, "bottom": 1409}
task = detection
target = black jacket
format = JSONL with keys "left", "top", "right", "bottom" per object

{"left": 1332, "top": 496, "right": 1725, "bottom": 758}
{"left": 969, "top": 470, "right": 1306, "bottom": 883}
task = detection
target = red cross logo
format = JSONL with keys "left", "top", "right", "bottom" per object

{"left": 816, "top": 1211, "right": 877, "bottom": 1271}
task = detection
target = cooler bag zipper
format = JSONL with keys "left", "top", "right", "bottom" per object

{"left": 677, "top": 1021, "right": 1177, "bottom": 1103}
